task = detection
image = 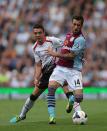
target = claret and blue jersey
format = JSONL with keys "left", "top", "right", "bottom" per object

{"left": 57, "top": 32, "right": 86, "bottom": 71}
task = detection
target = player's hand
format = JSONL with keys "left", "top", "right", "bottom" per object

{"left": 46, "top": 47, "right": 57, "bottom": 57}
{"left": 34, "top": 79, "right": 40, "bottom": 87}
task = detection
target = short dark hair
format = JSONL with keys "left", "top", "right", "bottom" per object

{"left": 72, "top": 15, "right": 84, "bottom": 25}
{"left": 33, "top": 24, "right": 45, "bottom": 32}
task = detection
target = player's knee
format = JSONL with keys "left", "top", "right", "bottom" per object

{"left": 75, "top": 94, "right": 83, "bottom": 103}
{"left": 48, "top": 81, "right": 60, "bottom": 96}
{"left": 48, "top": 81, "right": 60, "bottom": 88}
{"left": 30, "top": 94, "right": 39, "bottom": 101}
{"left": 48, "top": 87, "right": 56, "bottom": 96}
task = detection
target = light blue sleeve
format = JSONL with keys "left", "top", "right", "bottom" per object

{"left": 70, "top": 36, "right": 86, "bottom": 55}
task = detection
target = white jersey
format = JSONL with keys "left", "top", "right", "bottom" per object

{"left": 32, "top": 36, "right": 63, "bottom": 70}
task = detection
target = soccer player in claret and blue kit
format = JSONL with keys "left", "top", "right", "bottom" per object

{"left": 46, "top": 15, "right": 86, "bottom": 124}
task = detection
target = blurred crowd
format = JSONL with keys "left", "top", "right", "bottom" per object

{"left": 0, "top": 0, "right": 107, "bottom": 88}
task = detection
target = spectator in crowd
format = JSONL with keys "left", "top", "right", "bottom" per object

{"left": 0, "top": 0, "right": 107, "bottom": 88}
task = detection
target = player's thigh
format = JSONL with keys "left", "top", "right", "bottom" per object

{"left": 49, "top": 66, "right": 65, "bottom": 87}
{"left": 39, "top": 71, "right": 52, "bottom": 89}
{"left": 38, "top": 65, "right": 55, "bottom": 89}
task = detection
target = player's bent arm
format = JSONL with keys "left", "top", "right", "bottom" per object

{"left": 54, "top": 51, "right": 75, "bottom": 60}
{"left": 46, "top": 47, "right": 75, "bottom": 60}
{"left": 34, "top": 61, "right": 42, "bottom": 81}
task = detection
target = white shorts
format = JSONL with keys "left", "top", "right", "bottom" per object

{"left": 49, "top": 66, "right": 83, "bottom": 91}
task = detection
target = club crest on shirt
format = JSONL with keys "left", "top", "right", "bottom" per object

{"left": 70, "top": 37, "right": 75, "bottom": 42}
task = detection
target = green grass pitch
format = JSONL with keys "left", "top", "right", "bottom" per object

{"left": 0, "top": 99, "right": 107, "bottom": 131}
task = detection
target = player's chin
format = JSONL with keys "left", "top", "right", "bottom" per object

{"left": 74, "top": 30, "right": 79, "bottom": 34}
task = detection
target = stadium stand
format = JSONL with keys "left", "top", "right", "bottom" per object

{"left": 0, "top": 0, "right": 107, "bottom": 88}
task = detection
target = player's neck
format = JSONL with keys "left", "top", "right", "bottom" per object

{"left": 37, "top": 36, "right": 46, "bottom": 45}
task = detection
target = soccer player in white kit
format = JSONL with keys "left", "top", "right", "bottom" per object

{"left": 10, "top": 24, "right": 73, "bottom": 123}
{"left": 46, "top": 15, "right": 86, "bottom": 124}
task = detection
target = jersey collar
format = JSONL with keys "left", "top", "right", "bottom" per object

{"left": 36, "top": 36, "right": 46, "bottom": 45}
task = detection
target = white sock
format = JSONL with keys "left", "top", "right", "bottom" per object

{"left": 19, "top": 97, "right": 34, "bottom": 118}
{"left": 73, "top": 102, "right": 82, "bottom": 112}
